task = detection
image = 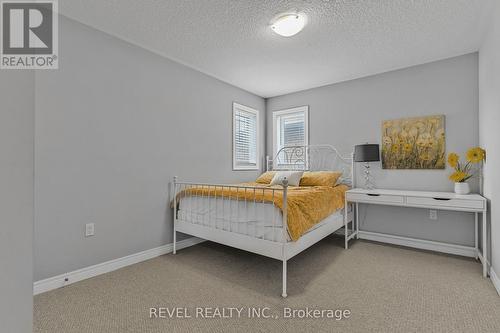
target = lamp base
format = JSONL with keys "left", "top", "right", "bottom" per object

{"left": 363, "top": 162, "right": 375, "bottom": 189}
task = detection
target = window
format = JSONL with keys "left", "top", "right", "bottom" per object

{"left": 273, "top": 106, "right": 309, "bottom": 168}
{"left": 233, "top": 103, "right": 259, "bottom": 170}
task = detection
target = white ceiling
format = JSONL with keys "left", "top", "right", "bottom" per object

{"left": 60, "top": 0, "right": 492, "bottom": 98}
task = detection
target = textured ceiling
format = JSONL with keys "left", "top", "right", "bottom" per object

{"left": 60, "top": 0, "right": 492, "bottom": 98}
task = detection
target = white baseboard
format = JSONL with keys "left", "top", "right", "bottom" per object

{"left": 33, "top": 237, "right": 205, "bottom": 295}
{"left": 358, "top": 231, "right": 477, "bottom": 258}
{"left": 491, "top": 267, "right": 500, "bottom": 296}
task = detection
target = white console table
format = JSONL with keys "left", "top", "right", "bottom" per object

{"left": 344, "top": 188, "right": 488, "bottom": 277}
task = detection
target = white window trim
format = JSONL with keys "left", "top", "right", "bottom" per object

{"left": 232, "top": 102, "right": 260, "bottom": 171}
{"left": 272, "top": 105, "right": 309, "bottom": 159}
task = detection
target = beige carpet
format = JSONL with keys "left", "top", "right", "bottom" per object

{"left": 35, "top": 237, "right": 500, "bottom": 333}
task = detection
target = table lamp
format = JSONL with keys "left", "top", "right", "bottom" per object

{"left": 354, "top": 144, "right": 380, "bottom": 189}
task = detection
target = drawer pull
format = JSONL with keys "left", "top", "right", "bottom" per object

{"left": 367, "top": 193, "right": 381, "bottom": 197}
{"left": 433, "top": 197, "right": 451, "bottom": 201}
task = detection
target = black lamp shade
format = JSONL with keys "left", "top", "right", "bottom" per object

{"left": 354, "top": 144, "right": 380, "bottom": 162}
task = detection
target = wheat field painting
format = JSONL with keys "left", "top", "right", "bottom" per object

{"left": 381, "top": 115, "right": 445, "bottom": 169}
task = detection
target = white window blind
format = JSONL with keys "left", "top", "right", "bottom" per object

{"left": 273, "top": 106, "right": 309, "bottom": 168}
{"left": 279, "top": 113, "right": 305, "bottom": 147}
{"left": 233, "top": 103, "right": 259, "bottom": 170}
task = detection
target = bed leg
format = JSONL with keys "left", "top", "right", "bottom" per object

{"left": 281, "top": 179, "right": 288, "bottom": 298}
{"left": 282, "top": 259, "right": 287, "bottom": 298}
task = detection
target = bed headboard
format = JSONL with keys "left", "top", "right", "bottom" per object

{"left": 266, "top": 145, "right": 353, "bottom": 186}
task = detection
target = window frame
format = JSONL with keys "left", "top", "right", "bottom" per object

{"left": 232, "top": 102, "right": 260, "bottom": 171}
{"left": 272, "top": 105, "right": 309, "bottom": 160}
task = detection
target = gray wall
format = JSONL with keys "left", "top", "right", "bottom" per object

{"left": 34, "top": 16, "right": 265, "bottom": 281}
{"left": 479, "top": 1, "right": 500, "bottom": 279}
{"left": 0, "top": 71, "right": 34, "bottom": 332}
{"left": 267, "top": 54, "right": 479, "bottom": 245}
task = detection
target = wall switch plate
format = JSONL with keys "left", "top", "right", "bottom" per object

{"left": 85, "top": 223, "right": 95, "bottom": 237}
{"left": 429, "top": 210, "right": 438, "bottom": 220}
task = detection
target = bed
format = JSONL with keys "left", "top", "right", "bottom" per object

{"left": 172, "top": 145, "right": 355, "bottom": 297}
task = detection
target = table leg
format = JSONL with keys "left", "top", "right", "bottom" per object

{"left": 344, "top": 199, "right": 348, "bottom": 249}
{"left": 482, "top": 210, "right": 488, "bottom": 277}
{"left": 356, "top": 203, "right": 359, "bottom": 239}
{"left": 474, "top": 212, "right": 478, "bottom": 260}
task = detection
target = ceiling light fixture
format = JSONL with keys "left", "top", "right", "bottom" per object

{"left": 271, "top": 13, "right": 307, "bottom": 37}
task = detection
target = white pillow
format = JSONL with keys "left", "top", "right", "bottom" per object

{"left": 270, "top": 171, "right": 304, "bottom": 186}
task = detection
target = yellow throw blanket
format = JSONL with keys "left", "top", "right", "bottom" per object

{"left": 175, "top": 182, "right": 348, "bottom": 241}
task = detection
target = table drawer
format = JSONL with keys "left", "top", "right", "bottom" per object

{"left": 406, "top": 196, "right": 484, "bottom": 210}
{"left": 347, "top": 193, "right": 404, "bottom": 204}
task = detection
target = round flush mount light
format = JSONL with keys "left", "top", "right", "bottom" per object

{"left": 271, "top": 13, "right": 307, "bottom": 37}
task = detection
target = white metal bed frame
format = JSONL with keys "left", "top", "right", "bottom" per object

{"left": 172, "top": 145, "right": 355, "bottom": 297}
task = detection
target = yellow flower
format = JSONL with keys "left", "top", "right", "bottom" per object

{"left": 419, "top": 152, "right": 431, "bottom": 161}
{"left": 416, "top": 133, "right": 431, "bottom": 147}
{"left": 449, "top": 171, "right": 468, "bottom": 183}
{"left": 403, "top": 143, "right": 412, "bottom": 153}
{"left": 416, "top": 137, "right": 425, "bottom": 147}
{"left": 426, "top": 138, "right": 437, "bottom": 149}
{"left": 466, "top": 147, "right": 486, "bottom": 163}
{"left": 391, "top": 144, "right": 400, "bottom": 153}
{"left": 447, "top": 153, "right": 459, "bottom": 168}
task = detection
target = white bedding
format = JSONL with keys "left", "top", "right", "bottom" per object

{"left": 178, "top": 195, "right": 346, "bottom": 242}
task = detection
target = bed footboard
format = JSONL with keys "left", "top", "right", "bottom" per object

{"left": 172, "top": 176, "right": 290, "bottom": 296}
{"left": 171, "top": 176, "right": 350, "bottom": 298}
{"left": 173, "top": 177, "right": 289, "bottom": 243}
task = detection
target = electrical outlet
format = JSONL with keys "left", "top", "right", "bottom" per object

{"left": 429, "top": 210, "right": 438, "bottom": 220}
{"left": 85, "top": 223, "right": 95, "bottom": 237}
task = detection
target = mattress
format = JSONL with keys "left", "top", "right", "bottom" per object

{"left": 178, "top": 195, "right": 346, "bottom": 242}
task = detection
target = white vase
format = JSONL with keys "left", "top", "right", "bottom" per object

{"left": 454, "top": 182, "right": 470, "bottom": 195}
